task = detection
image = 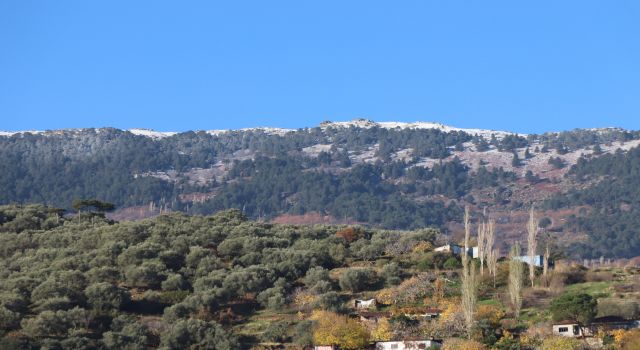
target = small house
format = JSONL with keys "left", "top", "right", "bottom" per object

{"left": 552, "top": 317, "right": 639, "bottom": 338}
{"left": 514, "top": 255, "right": 546, "bottom": 267}
{"left": 434, "top": 244, "right": 477, "bottom": 258}
{"left": 355, "top": 298, "right": 377, "bottom": 309}
{"left": 376, "top": 340, "right": 441, "bottom": 349}
{"left": 404, "top": 308, "right": 441, "bottom": 321}
{"left": 434, "top": 244, "right": 464, "bottom": 255}
{"left": 470, "top": 246, "right": 479, "bottom": 259}
{"left": 418, "top": 308, "right": 441, "bottom": 320}
{"left": 552, "top": 321, "right": 588, "bottom": 337}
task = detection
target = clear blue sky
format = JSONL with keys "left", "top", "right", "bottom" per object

{"left": 1, "top": 1, "right": 639, "bottom": 133}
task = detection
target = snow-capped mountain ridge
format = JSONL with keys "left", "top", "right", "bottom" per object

{"left": 0, "top": 119, "right": 627, "bottom": 139}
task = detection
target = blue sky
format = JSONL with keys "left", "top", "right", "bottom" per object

{"left": 1, "top": 1, "right": 639, "bottom": 133}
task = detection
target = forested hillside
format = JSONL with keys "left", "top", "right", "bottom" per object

{"left": 2, "top": 120, "right": 640, "bottom": 258}
{"left": 0, "top": 205, "right": 438, "bottom": 349}
{"left": 546, "top": 147, "right": 640, "bottom": 258}
{"left": 1, "top": 205, "right": 639, "bottom": 349}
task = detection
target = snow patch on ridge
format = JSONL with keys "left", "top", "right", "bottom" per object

{"left": 128, "top": 129, "right": 177, "bottom": 139}
{"left": 321, "top": 119, "right": 524, "bottom": 138}
{"left": 0, "top": 130, "right": 51, "bottom": 137}
{"left": 206, "top": 127, "right": 295, "bottom": 136}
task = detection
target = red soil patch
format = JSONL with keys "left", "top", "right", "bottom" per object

{"left": 270, "top": 212, "right": 360, "bottom": 225}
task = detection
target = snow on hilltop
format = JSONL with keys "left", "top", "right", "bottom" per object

{"left": 319, "top": 119, "right": 522, "bottom": 138}
{"left": 128, "top": 129, "right": 177, "bottom": 139}
{"left": 206, "top": 127, "right": 295, "bottom": 136}
{"left": 0, "top": 130, "right": 48, "bottom": 137}
{"left": 3, "top": 119, "right": 627, "bottom": 139}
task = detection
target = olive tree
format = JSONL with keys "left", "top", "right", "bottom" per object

{"left": 159, "top": 319, "right": 239, "bottom": 350}
{"left": 339, "top": 268, "right": 379, "bottom": 292}
{"left": 85, "top": 282, "right": 130, "bottom": 312}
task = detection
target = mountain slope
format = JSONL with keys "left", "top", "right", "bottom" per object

{"left": 2, "top": 119, "right": 640, "bottom": 258}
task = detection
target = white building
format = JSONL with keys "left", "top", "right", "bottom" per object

{"left": 514, "top": 255, "right": 544, "bottom": 267}
{"left": 552, "top": 317, "right": 640, "bottom": 338}
{"left": 355, "top": 298, "right": 377, "bottom": 309}
{"left": 434, "top": 244, "right": 477, "bottom": 258}
{"left": 552, "top": 322, "right": 588, "bottom": 337}
{"left": 376, "top": 340, "right": 440, "bottom": 349}
{"left": 470, "top": 246, "right": 479, "bottom": 259}
{"left": 434, "top": 244, "right": 464, "bottom": 255}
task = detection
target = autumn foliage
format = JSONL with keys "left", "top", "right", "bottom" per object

{"left": 442, "top": 338, "right": 486, "bottom": 350}
{"left": 335, "top": 227, "right": 365, "bottom": 243}
{"left": 612, "top": 329, "right": 640, "bottom": 350}
{"left": 311, "top": 310, "right": 370, "bottom": 350}
{"left": 370, "top": 317, "right": 393, "bottom": 341}
{"left": 540, "top": 336, "right": 583, "bottom": 350}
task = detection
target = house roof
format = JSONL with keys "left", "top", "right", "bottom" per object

{"left": 554, "top": 316, "right": 635, "bottom": 326}
{"left": 377, "top": 339, "right": 440, "bottom": 343}
{"left": 359, "top": 311, "right": 391, "bottom": 318}
{"left": 593, "top": 316, "right": 632, "bottom": 324}
{"left": 401, "top": 307, "right": 441, "bottom": 314}
{"left": 553, "top": 320, "right": 579, "bottom": 325}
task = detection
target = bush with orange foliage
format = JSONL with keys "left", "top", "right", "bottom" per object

{"left": 412, "top": 241, "right": 433, "bottom": 254}
{"left": 376, "top": 288, "right": 397, "bottom": 306}
{"left": 335, "top": 227, "right": 365, "bottom": 243}
{"left": 422, "top": 298, "right": 466, "bottom": 338}
{"left": 612, "top": 328, "right": 640, "bottom": 350}
{"left": 475, "top": 304, "right": 505, "bottom": 327}
{"left": 540, "top": 336, "right": 582, "bottom": 350}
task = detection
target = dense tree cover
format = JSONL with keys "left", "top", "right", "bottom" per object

{"left": 1, "top": 204, "right": 637, "bottom": 349}
{"left": 546, "top": 146, "right": 640, "bottom": 258}
{"left": 0, "top": 204, "right": 441, "bottom": 348}
{"left": 191, "top": 156, "right": 518, "bottom": 229}
{"left": 3, "top": 125, "right": 640, "bottom": 254}
{"left": 2, "top": 125, "right": 633, "bottom": 214}
{"left": 0, "top": 127, "right": 470, "bottom": 209}
{"left": 193, "top": 157, "right": 465, "bottom": 229}
{"left": 534, "top": 128, "right": 639, "bottom": 153}
{"left": 72, "top": 199, "right": 115, "bottom": 213}
{"left": 550, "top": 293, "right": 597, "bottom": 326}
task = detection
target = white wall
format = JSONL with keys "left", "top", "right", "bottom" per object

{"left": 376, "top": 340, "right": 438, "bottom": 349}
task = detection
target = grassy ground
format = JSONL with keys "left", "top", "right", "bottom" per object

{"left": 564, "top": 281, "right": 615, "bottom": 298}
{"left": 478, "top": 299, "right": 501, "bottom": 306}
{"left": 519, "top": 307, "right": 551, "bottom": 324}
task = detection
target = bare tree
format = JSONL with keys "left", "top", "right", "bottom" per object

{"left": 462, "top": 261, "right": 477, "bottom": 339}
{"left": 485, "top": 219, "right": 497, "bottom": 287}
{"left": 478, "top": 221, "right": 486, "bottom": 276}
{"left": 527, "top": 207, "right": 538, "bottom": 287}
{"left": 461, "top": 206, "right": 477, "bottom": 339}
{"left": 490, "top": 247, "right": 499, "bottom": 288}
{"left": 463, "top": 206, "right": 471, "bottom": 268}
{"left": 543, "top": 242, "right": 550, "bottom": 287}
{"left": 508, "top": 243, "right": 523, "bottom": 318}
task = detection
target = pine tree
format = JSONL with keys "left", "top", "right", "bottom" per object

{"left": 511, "top": 152, "right": 522, "bottom": 167}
